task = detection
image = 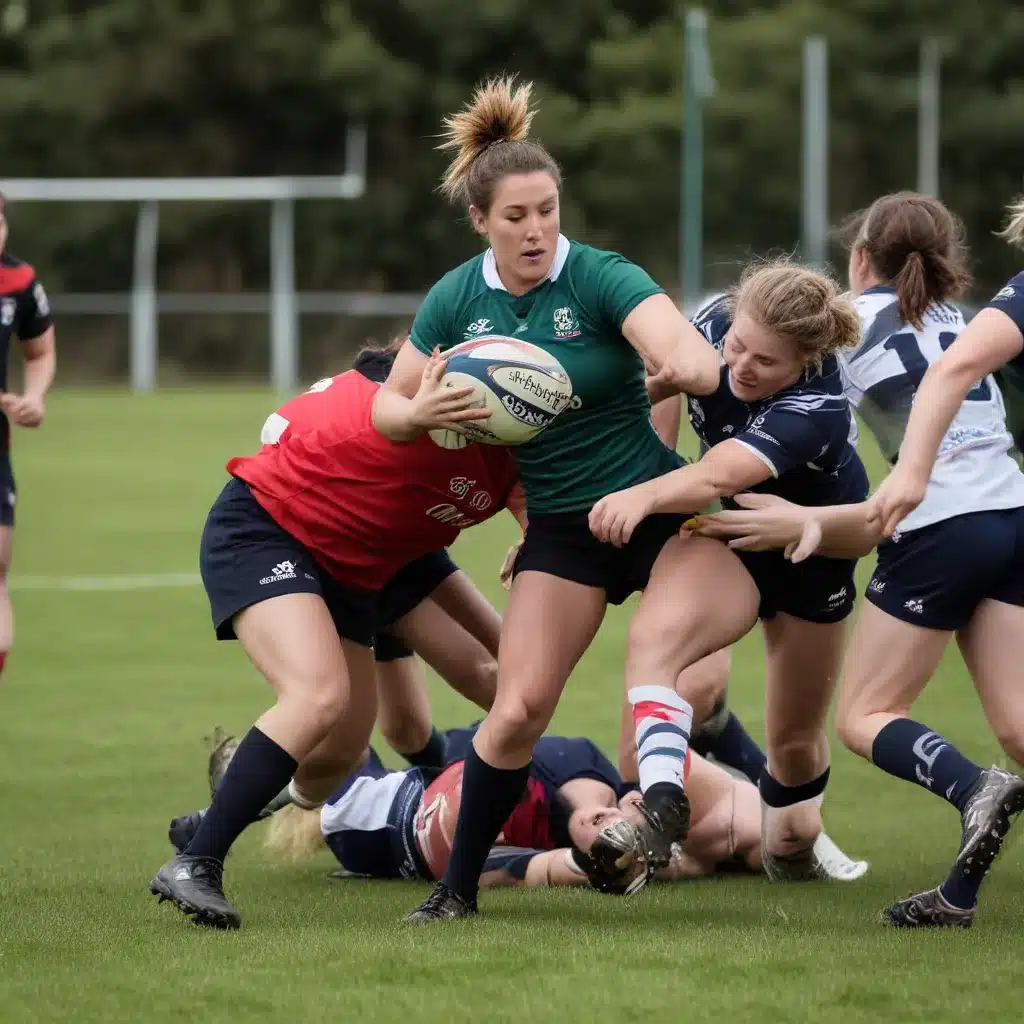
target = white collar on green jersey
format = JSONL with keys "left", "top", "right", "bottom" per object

{"left": 481, "top": 234, "right": 571, "bottom": 292}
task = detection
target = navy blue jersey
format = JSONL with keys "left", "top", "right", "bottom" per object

{"left": 987, "top": 272, "right": 1024, "bottom": 337}
{"left": 987, "top": 273, "right": 1024, "bottom": 450}
{"left": 689, "top": 298, "right": 867, "bottom": 507}
{"left": 0, "top": 253, "right": 52, "bottom": 447}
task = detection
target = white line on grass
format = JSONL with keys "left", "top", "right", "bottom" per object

{"left": 10, "top": 572, "right": 202, "bottom": 592}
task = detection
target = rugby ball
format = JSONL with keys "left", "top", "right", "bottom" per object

{"left": 428, "top": 336, "right": 574, "bottom": 450}
{"left": 413, "top": 761, "right": 464, "bottom": 880}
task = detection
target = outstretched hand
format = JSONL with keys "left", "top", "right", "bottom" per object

{"left": 684, "top": 492, "right": 824, "bottom": 563}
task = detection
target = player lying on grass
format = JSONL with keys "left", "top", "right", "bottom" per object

{"left": 150, "top": 338, "right": 518, "bottom": 930}
{"left": 591, "top": 261, "right": 869, "bottom": 883}
{"left": 171, "top": 719, "right": 867, "bottom": 891}
{"left": 687, "top": 190, "right": 1024, "bottom": 930}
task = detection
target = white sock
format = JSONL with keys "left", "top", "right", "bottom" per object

{"left": 288, "top": 778, "right": 324, "bottom": 811}
{"left": 628, "top": 684, "right": 693, "bottom": 794}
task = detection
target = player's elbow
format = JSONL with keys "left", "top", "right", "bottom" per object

{"left": 661, "top": 347, "right": 719, "bottom": 397}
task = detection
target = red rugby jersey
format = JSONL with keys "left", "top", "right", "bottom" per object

{"left": 227, "top": 371, "right": 518, "bottom": 590}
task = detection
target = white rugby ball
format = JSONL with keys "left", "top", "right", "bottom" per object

{"left": 428, "top": 336, "right": 574, "bottom": 449}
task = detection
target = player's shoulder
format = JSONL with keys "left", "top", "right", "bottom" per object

{"left": 0, "top": 251, "right": 36, "bottom": 293}
{"left": 429, "top": 251, "right": 489, "bottom": 300}
{"left": 770, "top": 356, "right": 847, "bottom": 413}
{"left": 994, "top": 271, "right": 1024, "bottom": 297}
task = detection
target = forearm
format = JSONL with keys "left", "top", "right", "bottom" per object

{"left": 647, "top": 465, "right": 726, "bottom": 515}
{"left": 812, "top": 504, "right": 883, "bottom": 558}
{"left": 371, "top": 386, "right": 420, "bottom": 442}
{"left": 22, "top": 333, "right": 56, "bottom": 399}
{"left": 650, "top": 394, "right": 682, "bottom": 449}
{"left": 522, "top": 850, "right": 588, "bottom": 887}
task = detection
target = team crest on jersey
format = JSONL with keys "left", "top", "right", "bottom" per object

{"left": 0, "top": 299, "right": 15, "bottom": 326}
{"left": 553, "top": 307, "right": 581, "bottom": 339}
{"left": 463, "top": 318, "right": 492, "bottom": 339}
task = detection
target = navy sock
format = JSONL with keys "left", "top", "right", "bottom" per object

{"left": 403, "top": 727, "right": 448, "bottom": 770}
{"left": 871, "top": 718, "right": 982, "bottom": 813}
{"left": 700, "top": 713, "right": 766, "bottom": 785}
{"left": 185, "top": 726, "right": 297, "bottom": 863}
{"left": 441, "top": 745, "right": 529, "bottom": 904}
{"left": 940, "top": 862, "right": 984, "bottom": 910}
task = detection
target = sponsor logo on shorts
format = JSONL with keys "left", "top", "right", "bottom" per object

{"left": 904, "top": 598, "right": 924, "bottom": 614}
{"left": 0, "top": 298, "right": 14, "bottom": 327}
{"left": 994, "top": 286, "right": 1017, "bottom": 301}
{"left": 260, "top": 560, "right": 298, "bottom": 585}
{"left": 867, "top": 578, "right": 885, "bottom": 594}
{"left": 468, "top": 490, "right": 492, "bottom": 511}
{"left": 827, "top": 586, "right": 848, "bottom": 607}
{"left": 449, "top": 477, "right": 475, "bottom": 498}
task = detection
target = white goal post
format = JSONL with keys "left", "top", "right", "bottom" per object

{"left": 0, "top": 123, "right": 368, "bottom": 394}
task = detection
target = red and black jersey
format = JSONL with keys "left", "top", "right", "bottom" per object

{"left": 0, "top": 252, "right": 52, "bottom": 445}
{"left": 227, "top": 371, "right": 519, "bottom": 590}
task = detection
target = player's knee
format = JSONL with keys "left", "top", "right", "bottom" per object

{"left": 766, "top": 733, "right": 828, "bottom": 786}
{"left": 381, "top": 707, "right": 432, "bottom": 756}
{"left": 461, "top": 655, "right": 498, "bottom": 711}
{"left": 834, "top": 706, "right": 864, "bottom": 757}
{"left": 489, "top": 690, "right": 552, "bottom": 751}
{"left": 993, "top": 725, "right": 1024, "bottom": 769}
{"left": 302, "top": 679, "right": 350, "bottom": 733}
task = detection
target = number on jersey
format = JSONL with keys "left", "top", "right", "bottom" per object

{"left": 868, "top": 331, "right": 991, "bottom": 408}
{"left": 258, "top": 376, "right": 336, "bottom": 444}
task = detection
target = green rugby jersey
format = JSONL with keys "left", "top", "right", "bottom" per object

{"left": 410, "top": 235, "right": 682, "bottom": 514}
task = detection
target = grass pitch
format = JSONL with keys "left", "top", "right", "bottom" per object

{"left": 0, "top": 390, "right": 1021, "bottom": 1023}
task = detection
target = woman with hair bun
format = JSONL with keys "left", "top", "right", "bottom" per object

{"left": 375, "top": 75, "right": 742, "bottom": 922}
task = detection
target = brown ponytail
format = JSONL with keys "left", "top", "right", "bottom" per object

{"left": 437, "top": 75, "right": 561, "bottom": 213}
{"left": 839, "top": 191, "right": 971, "bottom": 329}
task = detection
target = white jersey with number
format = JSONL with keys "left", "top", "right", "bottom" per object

{"left": 841, "top": 288, "right": 1024, "bottom": 533}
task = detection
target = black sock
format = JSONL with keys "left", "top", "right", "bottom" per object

{"left": 184, "top": 726, "right": 297, "bottom": 863}
{"left": 403, "top": 727, "right": 448, "bottom": 770}
{"left": 441, "top": 745, "right": 529, "bottom": 903}
{"left": 703, "top": 713, "right": 766, "bottom": 785}
{"left": 871, "top": 718, "right": 981, "bottom": 813}
{"left": 759, "top": 765, "right": 830, "bottom": 808}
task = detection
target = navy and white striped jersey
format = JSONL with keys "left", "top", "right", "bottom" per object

{"left": 843, "top": 286, "right": 1024, "bottom": 533}
{"left": 689, "top": 298, "right": 867, "bottom": 508}
{"left": 320, "top": 750, "right": 431, "bottom": 880}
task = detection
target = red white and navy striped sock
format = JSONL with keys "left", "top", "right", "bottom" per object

{"left": 628, "top": 685, "right": 693, "bottom": 794}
